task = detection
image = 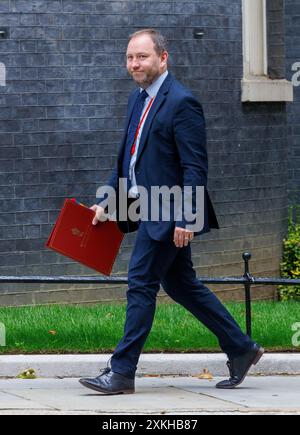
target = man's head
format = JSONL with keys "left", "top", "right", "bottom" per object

{"left": 126, "top": 29, "right": 168, "bottom": 88}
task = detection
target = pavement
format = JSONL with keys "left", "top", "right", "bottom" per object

{"left": 0, "top": 376, "right": 299, "bottom": 415}
{"left": 0, "top": 353, "right": 299, "bottom": 415}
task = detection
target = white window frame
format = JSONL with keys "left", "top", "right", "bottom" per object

{"left": 241, "top": 0, "right": 293, "bottom": 102}
{"left": 243, "top": 0, "right": 268, "bottom": 77}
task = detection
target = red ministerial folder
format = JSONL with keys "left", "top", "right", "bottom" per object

{"left": 46, "top": 199, "right": 124, "bottom": 276}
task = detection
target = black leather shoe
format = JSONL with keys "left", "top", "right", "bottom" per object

{"left": 216, "top": 344, "right": 264, "bottom": 389}
{"left": 79, "top": 368, "right": 135, "bottom": 395}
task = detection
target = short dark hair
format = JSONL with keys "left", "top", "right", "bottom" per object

{"left": 128, "top": 29, "right": 168, "bottom": 55}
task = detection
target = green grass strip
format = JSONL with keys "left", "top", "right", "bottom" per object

{"left": 0, "top": 301, "right": 299, "bottom": 354}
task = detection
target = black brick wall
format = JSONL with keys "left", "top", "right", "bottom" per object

{"left": 286, "top": 0, "right": 300, "bottom": 205}
{"left": 267, "top": 0, "right": 285, "bottom": 79}
{"left": 0, "top": 0, "right": 294, "bottom": 305}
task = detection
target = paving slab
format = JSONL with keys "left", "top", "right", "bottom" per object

{"left": 0, "top": 390, "right": 52, "bottom": 411}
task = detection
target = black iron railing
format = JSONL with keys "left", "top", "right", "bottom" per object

{"left": 1, "top": 252, "right": 300, "bottom": 338}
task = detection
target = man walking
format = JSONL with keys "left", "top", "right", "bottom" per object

{"left": 79, "top": 29, "right": 264, "bottom": 394}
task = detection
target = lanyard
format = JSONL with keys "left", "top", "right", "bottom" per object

{"left": 130, "top": 97, "right": 155, "bottom": 156}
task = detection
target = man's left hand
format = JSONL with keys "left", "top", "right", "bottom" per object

{"left": 173, "top": 227, "right": 194, "bottom": 248}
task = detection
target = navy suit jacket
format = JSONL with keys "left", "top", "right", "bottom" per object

{"left": 97, "top": 72, "right": 219, "bottom": 241}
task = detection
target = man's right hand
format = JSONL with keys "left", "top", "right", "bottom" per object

{"left": 90, "top": 205, "right": 108, "bottom": 226}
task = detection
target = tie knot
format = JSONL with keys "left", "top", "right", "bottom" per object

{"left": 140, "top": 89, "right": 148, "bottom": 101}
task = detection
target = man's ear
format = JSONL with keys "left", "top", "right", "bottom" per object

{"left": 161, "top": 51, "right": 168, "bottom": 64}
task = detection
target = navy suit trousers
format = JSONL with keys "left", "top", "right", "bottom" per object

{"left": 111, "top": 222, "right": 254, "bottom": 379}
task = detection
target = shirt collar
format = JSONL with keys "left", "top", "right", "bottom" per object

{"left": 140, "top": 70, "right": 169, "bottom": 99}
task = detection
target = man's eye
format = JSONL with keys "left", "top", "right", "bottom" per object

{"left": 126, "top": 55, "right": 147, "bottom": 61}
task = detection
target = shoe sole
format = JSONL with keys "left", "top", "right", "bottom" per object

{"left": 216, "top": 346, "right": 265, "bottom": 390}
{"left": 79, "top": 379, "right": 135, "bottom": 395}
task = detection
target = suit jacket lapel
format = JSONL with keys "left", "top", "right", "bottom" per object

{"left": 136, "top": 73, "right": 173, "bottom": 165}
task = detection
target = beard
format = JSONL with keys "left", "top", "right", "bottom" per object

{"left": 131, "top": 70, "right": 160, "bottom": 89}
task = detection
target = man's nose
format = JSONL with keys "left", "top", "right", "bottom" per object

{"left": 132, "top": 58, "right": 140, "bottom": 68}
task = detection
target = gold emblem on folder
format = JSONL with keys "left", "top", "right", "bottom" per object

{"left": 72, "top": 228, "right": 84, "bottom": 238}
